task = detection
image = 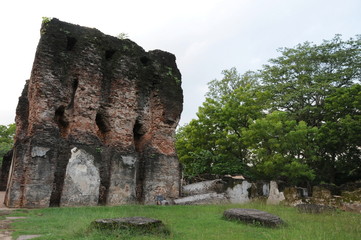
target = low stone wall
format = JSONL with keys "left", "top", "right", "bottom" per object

{"left": 182, "top": 179, "right": 224, "bottom": 196}
{"left": 283, "top": 185, "right": 361, "bottom": 213}
{"left": 179, "top": 179, "right": 361, "bottom": 213}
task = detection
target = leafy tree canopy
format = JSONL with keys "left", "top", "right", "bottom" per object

{"left": 0, "top": 123, "right": 15, "bottom": 164}
{"left": 176, "top": 35, "right": 361, "bottom": 185}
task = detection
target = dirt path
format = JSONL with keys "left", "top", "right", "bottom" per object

{"left": 0, "top": 192, "right": 42, "bottom": 240}
{"left": 0, "top": 191, "right": 8, "bottom": 208}
{"left": 0, "top": 192, "right": 13, "bottom": 239}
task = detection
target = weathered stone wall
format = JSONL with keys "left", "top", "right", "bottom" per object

{"left": 5, "top": 18, "right": 183, "bottom": 208}
{"left": 282, "top": 184, "right": 361, "bottom": 213}
{"left": 180, "top": 179, "right": 361, "bottom": 213}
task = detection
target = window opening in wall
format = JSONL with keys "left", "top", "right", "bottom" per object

{"left": 54, "top": 106, "right": 68, "bottom": 128}
{"left": 105, "top": 50, "right": 116, "bottom": 60}
{"left": 95, "top": 112, "right": 110, "bottom": 133}
{"left": 66, "top": 36, "right": 77, "bottom": 51}
{"left": 140, "top": 56, "right": 150, "bottom": 66}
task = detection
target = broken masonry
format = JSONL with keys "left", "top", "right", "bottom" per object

{"left": 5, "top": 18, "right": 183, "bottom": 208}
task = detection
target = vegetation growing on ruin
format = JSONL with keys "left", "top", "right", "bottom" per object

{"left": 116, "top": 32, "right": 129, "bottom": 40}
{"left": 7, "top": 203, "right": 361, "bottom": 240}
{"left": 0, "top": 123, "right": 15, "bottom": 164}
{"left": 176, "top": 35, "right": 361, "bottom": 186}
{"left": 41, "top": 17, "right": 52, "bottom": 24}
{"left": 40, "top": 17, "right": 53, "bottom": 35}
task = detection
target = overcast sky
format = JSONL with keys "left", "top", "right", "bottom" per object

{"left": 0, "top": 0, "right": 360, "bottom": 126}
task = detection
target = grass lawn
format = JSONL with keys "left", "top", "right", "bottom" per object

{"left": 5, "top": 202, "right": 361, "bottom": 240}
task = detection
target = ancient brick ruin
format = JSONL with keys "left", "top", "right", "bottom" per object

{"left": 5, "top": 18, "right": 183, "bottom": 208}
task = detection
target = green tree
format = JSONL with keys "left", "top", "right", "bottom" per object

{"left": 206, "top": 68, "right": 258, "bottom": 101}
{"left": 176, "top": 35, "right": 361, "bottom": 185}
{"left": 0, "top": 123, "right": 16, "bottom": 164}
{"left": 315, "top": 84, "right": 361, "bottom": 184}
{"left": 176, "top": 69, "right": 268, "bottom": 178}
{"left": 242, "top": 111, "right": 317, "bottom": 185}
{"left": 259, "top": 35, "right": 361, "bottom": 184}
{"left": 260, "top": 34, "right": 361, "bottom": 127}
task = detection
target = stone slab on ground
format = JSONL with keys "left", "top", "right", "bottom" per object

{"left": 182, "top": 179, "right": 223, "bottom": 196}
{"left": 223, "top": 208, "right": 285, "bottom": 227}
{"left": 92, "top": 216, "right": 167, "bottom": 234}
{"left": 174, "top": 192, "right": 228, "bottom": 205}
{"left": 296, "top": 204, "right": 337, "bottom": 214}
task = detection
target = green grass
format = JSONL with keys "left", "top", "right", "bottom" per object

{"left": 5, "top": 202, "right": 361, "bottom": 240}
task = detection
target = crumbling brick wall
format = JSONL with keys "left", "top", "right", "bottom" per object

{"left": 5, "top": 18, "right": 183, "bottom": 208}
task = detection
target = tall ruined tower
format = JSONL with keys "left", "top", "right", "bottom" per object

{"left": 5, "top": 18, "right": 183, "bottom": 208}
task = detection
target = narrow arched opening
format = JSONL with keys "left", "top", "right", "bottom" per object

{"left": 66, "top": 36, "right": 77, "bottom": 51}
{"left": 95, "top": 112, "right": 110, "bottom": 134}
